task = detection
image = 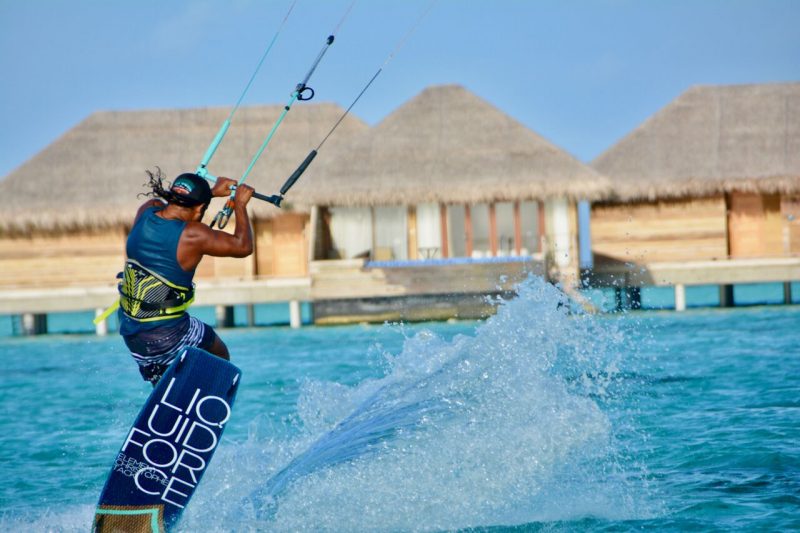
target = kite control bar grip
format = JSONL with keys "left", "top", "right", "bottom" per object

{"left": 281, "top": 150, "right": 317, "bottom": 195}
{"left": 198, "top": 171, "right": 283, "bottom": 209}
{"left": 253, "top": 191, "right": 285, "bottom": 208}
{"left": 199, "top": 148, "right": 317, "bottom": 212}
{"left": 249, "top": 149, "right": 318, "bottom": 208}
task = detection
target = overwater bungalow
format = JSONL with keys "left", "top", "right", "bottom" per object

{"left": 291, "top": 85, "right": 609, "bottom": 322}
{"left": 0, "top": 103, "right": 366, "bottom": 287}
{"left": 590, "top": 82, "right": 800, "bottom": 308}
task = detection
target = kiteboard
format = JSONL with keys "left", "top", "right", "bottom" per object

{"left": 93, "top": 347, "right": 241, "bottom": 533}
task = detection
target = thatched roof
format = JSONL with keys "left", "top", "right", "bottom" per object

{"left": 293, "top": 84, "right": 610, "bottom": 206}
{"left": 592, "top": 82, "right": 800, "bottom": 202}
{"left": 0, "top": 104, "right": 367, "bottom": 234}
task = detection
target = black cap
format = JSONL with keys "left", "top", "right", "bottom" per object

{"left": 170, "top": 173, "right": 212, "bottom": 207}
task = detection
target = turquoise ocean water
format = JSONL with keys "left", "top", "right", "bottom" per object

{"left": 1, "top": 278, "right": 799, "bottom": 531}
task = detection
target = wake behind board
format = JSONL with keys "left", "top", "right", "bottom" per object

{"left": 93, "top": 347, "right": 241, "bottom": 533}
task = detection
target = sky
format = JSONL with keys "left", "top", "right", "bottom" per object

{"left": 0, "top": 0, "right": 798, "bottom": 179}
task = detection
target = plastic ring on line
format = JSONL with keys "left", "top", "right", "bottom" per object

{"left": 297, "top": 86, "right": 315, "bottom": 101}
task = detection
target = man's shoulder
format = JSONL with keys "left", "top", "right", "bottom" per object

{"left": 180, "top": 220, "right": 214, "bottom": 244}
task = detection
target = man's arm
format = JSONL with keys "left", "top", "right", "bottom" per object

{"left": 177, "top": 185, "right": 255, "bottom": 270}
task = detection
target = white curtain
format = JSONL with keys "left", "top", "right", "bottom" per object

{"left": 447, "top": 205, "right": 467, "bottom": 257}
{"left": 496, "top": 202, "right": 515, "bottom": 255}
{"left": 416, "top": 203, "right": 441, "bottom": 258}
{"left": 374, "top": 206, "right": 407, "bottom": 260}
{"left": 519, "top": 201, "right": 540, "bottom": 255}
{"left": 471, "top": 203, "right": 490, "bottom": 258}
{"left": 328, "top": 207, "right": 373, "bottom": 259}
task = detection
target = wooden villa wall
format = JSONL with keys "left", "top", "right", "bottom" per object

{"left": 171, "top": 214, "right": 311, "bottom": 279}
{"left": 267, "top": 214, "right": 310, "bottom": 277}
{"left": 0, "top": 214, "right": 310, "bottom": 290}
{"left": 591, "top": 196, "right": 728, "bottom": 263}
{"left": 0, "top": 230, "right": 127, "bottom": 289}
{"left": 727, "top": 192, "right": 783, "bottom": 258}
{"left": 783, "top": 195, "right": 800, "bottom": 255}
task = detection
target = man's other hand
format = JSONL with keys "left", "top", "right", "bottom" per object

{"left": 211, "top": 177, "right": 238, "bottom": 197}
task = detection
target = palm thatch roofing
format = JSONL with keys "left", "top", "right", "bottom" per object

{"left": 293, "top": 84, "right": 610, "bottom": 207}
{"left": 592, "top": 82, "right": 800, "bottom": 202}
{"left": 0, "top": 104, "right": 367, "bottom": 234}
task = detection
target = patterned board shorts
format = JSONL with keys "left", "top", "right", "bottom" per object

{"left": 122, "top": 316, "right": 216, "bottom": 384}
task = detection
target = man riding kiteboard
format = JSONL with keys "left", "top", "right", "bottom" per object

{"left": 115, "top": 169, "right": 254, "bottom": 385}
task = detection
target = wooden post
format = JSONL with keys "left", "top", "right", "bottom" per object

{"left": 308, "top": 206, "right": 319, "bottom": 263}
{"left": 513, "top": 202, "right": 522, "bottom": 256}
{"left": 675, "top": 284, "right": 687, "bottom": 312}
{"left": 95, "top": 309, "right": 108, "bottom": 336}
{"left": 439, "top": 204, "right": 449, "bottom": 259}
{"left": 626, "top": 287, "right": 642, "bottom": 310}
{"left": 465, "top": 205, "right": 473, "bottom": 258}
{"left": 215, "top": 305, "right": 235, "bottom": 328}
{"left": 248, "top": 220, "right": 258, "bottom": 279}
{"left": 21, "top": 313, "right": 47, "bottom": 335}
{"left": 783, "top": 282, "right": 793, "bottom": 305}
{"left": 370, "top": 207, "right": 377, "bottom": 258}
{"left": 246, "top": 304, "right": 256, "bottom": 327}
{"left": 489, "top": 203, "right": 498, "bottom": 257}
{"left": 289, "top": 300, "right": 302, "bottom": 328}
{"left": 719, "top": 284, "right": 734, "bottom": 308}
{"left": 407, "top": 206, "right": 418, "bottom": 260}
{"left": 538, "top": 200, "right": 546, "bottom": 253}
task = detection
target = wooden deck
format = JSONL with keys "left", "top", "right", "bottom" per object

{"left": 587, "top": 256, "right": 800, "bottom": 311}
{"left": 2, "top": 255, "right": 797, "bottom": 333}
{"left": 588, "top": 257, "right": 800, "bottom": 287}
{"left": 310, "top": 258, "right": 543, "bottom": 324}
{"left": 0, "top": 277, "right": 311, "bottom": 315}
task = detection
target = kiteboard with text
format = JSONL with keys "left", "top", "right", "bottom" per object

{"left": 93, "top": 348, "right": 241, "bottom": 533}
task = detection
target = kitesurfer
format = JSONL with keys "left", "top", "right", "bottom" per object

{"left": 117, "top": 169, "right": 254, "bottom": 385}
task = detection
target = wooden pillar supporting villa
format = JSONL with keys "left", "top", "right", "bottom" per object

{"left": 513, "top": 202, "right": 522, "bottom": 255}
{"left": 626, "top": 287, "right": 642, "bottom": 310}
{"left": 489, "top": 203, "right": 498, "bottom": 257}
{"left": 407, "top": 206, "right": 418, "bottom": 260}
{"left": 370, "top": 207, "right": 377, "bottom": 256}
{"left": 613, "top": 288, "right": 623, "bottom": 311}
{"left": 537, "top": 200, "right": 546, "bottom": 253}
{"left": 246, "top": 304, "right": 256, "bottom": 327}
{"left": 216, "top": 305, "right": 235, "bottom": 328}
{"left": 465, "top": 205, "right": 474, "bottom": 258}
{"left": 439, "top": 203, "right": 449, "bottom": 259}
{"left": 613, "top": 286, "right": 642, "bottom": 311}
{"left": 719, "top": 285, "right": 734, "bottom": 308}
{"left": 21, "top": 313, "right": 47, "bottom": 335}
{"left": 784, "top": 282, "right": 793, "bottom": 305}
{"left": 95, "top": 309, "right": 108, "bottom": 336}
{"left": 675, "top": 284, "right": 687, "bottom": 312}
{"left": 289, "top": 300, "right": 302, "bottom": 329}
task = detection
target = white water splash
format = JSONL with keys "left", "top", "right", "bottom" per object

{"left": 182, "top": 277, "right": 644, "bottom": 532}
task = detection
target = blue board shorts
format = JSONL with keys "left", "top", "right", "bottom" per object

{"left": 122, "top": 316, "right": 216, "bottom": 384}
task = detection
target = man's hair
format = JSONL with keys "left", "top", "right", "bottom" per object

{"left": 140, "top": 167, "right": 211, "bottom": 207}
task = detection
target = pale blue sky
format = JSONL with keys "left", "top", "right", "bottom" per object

{"left": 1, "top": 0, "right": 798, "bottom": 179}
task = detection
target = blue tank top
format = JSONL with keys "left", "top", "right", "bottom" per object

{"left": 118, "top": 206, "right": 196, "bottom": 336}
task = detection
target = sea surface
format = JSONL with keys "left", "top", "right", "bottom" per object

{"left": 1, "top": 278, "right": 798, "bottom": 531}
